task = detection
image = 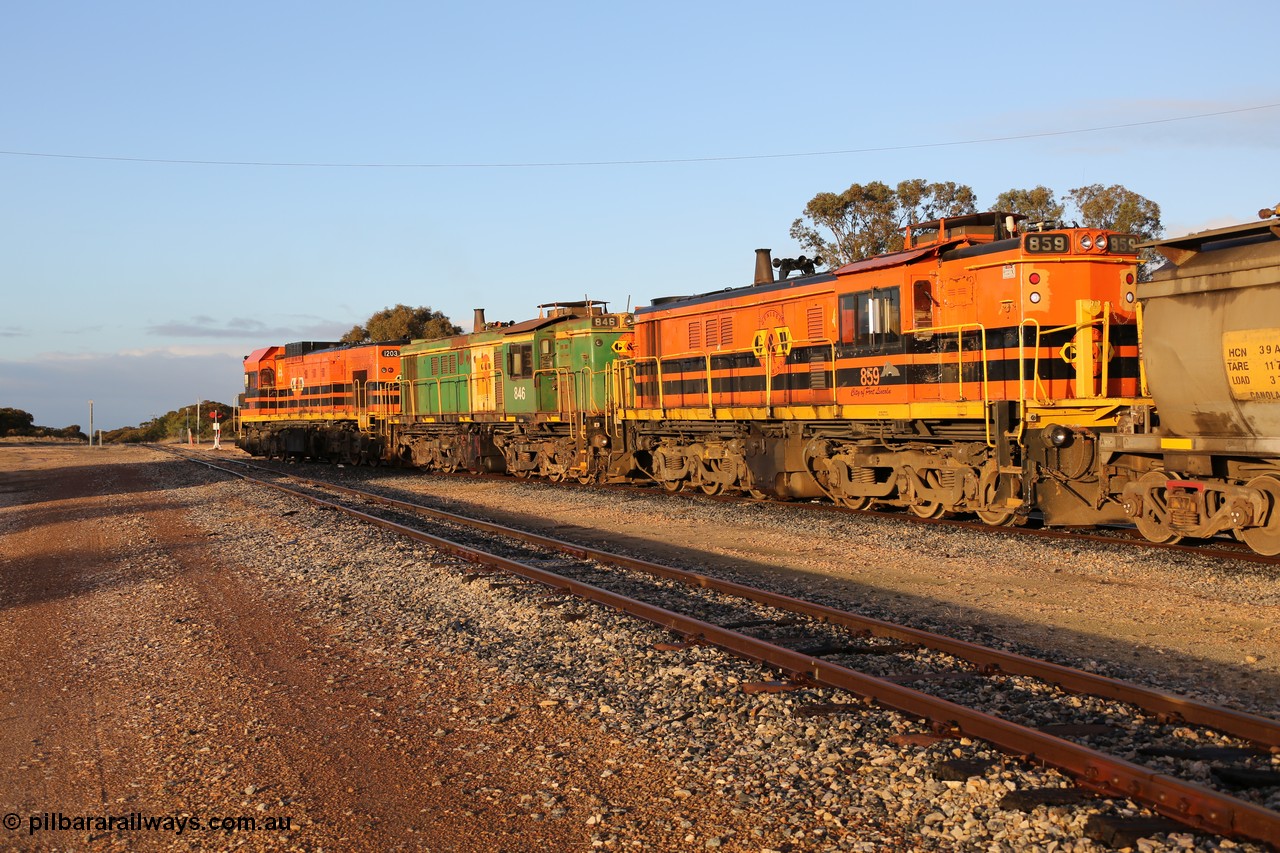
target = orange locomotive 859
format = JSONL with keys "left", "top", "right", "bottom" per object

{"left": 614, "top": 211, "right": 1145, "bottom": 527}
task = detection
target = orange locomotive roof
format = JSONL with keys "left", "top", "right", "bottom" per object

{"left": 833, "top": 245, "right": 939, "bottom": 276}
{"left": 242, "top": 345, "right": 281, "bottom": 366}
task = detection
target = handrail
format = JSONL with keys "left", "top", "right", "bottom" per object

{"left": 533, "top": 367, "right": 577, "bottom": 436}
{"left": 1100, "top": 301, "right": 1112, "bottom": 397}
{"left": 576, "top": 365, "right": 603, "bottom": 415}
{"left": 624, "top": 336, "right": 843, "bottom": 414}
{"left": 1137, "top": 299, "right": 1149, "bottom": 398}
{"left": 902, "top": 321, "right": 992, "bottom": 446}
{"left": 471, "top": 365, "right": 506, "bottom": 416}
{"left": 963, "top": 256, "right": 1133, "bottom": 272}
{"left": 788, "top": 337, "right": 839, "bottom": 406}
{"left": 629, "top": 355, "right": 665, "bottom": 414}
{"left": 1019, "top": 319, "right": 1049, "bottom": 405}
{"left": 405, "top": 373, "right": 468, "bottom": 419}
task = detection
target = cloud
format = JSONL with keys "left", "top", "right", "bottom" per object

{"left": 0, "top": 325, "right": 27, "bottom": 338}
{"left": 146, "top": 314, "right": 349, "bottom": 340}
{"left": 0, "top": 349, "right": 245, "bottom": 431}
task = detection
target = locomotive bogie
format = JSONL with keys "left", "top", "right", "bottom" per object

{"left": 239, "top": 421, "right": 383, "bottom": 465}
{"left": 395, "top": 424, "right": 477, "bottom": 473}
{"left": 491, "top": 424, "right": 585, "bottom": 482}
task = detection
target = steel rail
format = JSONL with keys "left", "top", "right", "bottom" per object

{"left": 170, "top": 449, "right": 1280, "bottom": 845}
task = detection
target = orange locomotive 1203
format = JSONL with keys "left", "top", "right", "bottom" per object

{"left": 239, "top": 339, "right": 403, "bottom": 464}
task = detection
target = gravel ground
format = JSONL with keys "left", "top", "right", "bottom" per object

{"left": 2, "top": 442, "right": 1277, "bottom": 851}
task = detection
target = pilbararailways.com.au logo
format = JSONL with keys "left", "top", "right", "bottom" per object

{"left": 5, "top": 811, "right": 294, "bottom": 836}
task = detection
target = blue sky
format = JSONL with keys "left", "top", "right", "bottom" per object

{"left": 3, "top": 1, "right": 1278, "bottom": 431}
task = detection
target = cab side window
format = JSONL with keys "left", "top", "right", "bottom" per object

{"left": 508, "top": 344, "right": 534, "bottom": 379}
{"left": 839, "top": 287, "right": 902, "bottom": 353}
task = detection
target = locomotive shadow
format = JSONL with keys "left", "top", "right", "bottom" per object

{"left": 711, "top": 545, "right": 1280, "bottom": 715}
{"left": 0, "top": 453, "right": 218, "bottom": 610}
{"left": 426, "top": 489, "right": 1280, "bottom": 719}
{"left": 0, "top": 535, "right": 207, "bottom": 611}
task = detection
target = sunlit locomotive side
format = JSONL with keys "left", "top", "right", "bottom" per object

{"left": 614, "top": 211, "right": 1145, "bottom": 526}
{"left": 392, "top": 301, "right": 634, "bottom": 482}
{"left": 1102, "top": 213, "right": 1280, "bottom": 553}
{"left": 238, "top": 340, "right": 402, "bottom": 463}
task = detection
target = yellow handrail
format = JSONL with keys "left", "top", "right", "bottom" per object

{"left": 533, "top": 367, "right": 576, "bottom": 435}
{"left": 1136, "top": 300, "right": 1149, "bottom": 398}
{"left": 902, "top": 321, "right": 992, "bottom": 446}
{"left": 629, "top": 355, "right": 666, "bottom": 414}
{"left": 1019, "top": 319, "right": 1049, "bottom": 405}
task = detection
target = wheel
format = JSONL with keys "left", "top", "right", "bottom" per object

{"left": 837, "top": 495, "right": 871, "bottom": 510}
{"left": 1241, "top": 475, "right": 1280, "bottom": 556}
{"left": 1133, "top": 471, "right": 1183, "bottom": 545}
{"left": 576, "top": 473, "right": 594, "bottom": 485}
{"left": 699, "top": 481, "right": 725, "bottom": 496}
{"left": 975, "top": 464, "right": 1016, "bottom": 526}
{"left": 908, "top": 502, "right": 945, "bottom": 519}
{"left": 909, "top": 469, "right": 949, "bottom": 518}
{"left": 976, "top": 508, "right": 1017, "bottom": 526}
{"left": 512, "top": 468, "right": 529, "bottom": 479}
{"left": 660, "top": 478, "right": 684, "bottom": 493}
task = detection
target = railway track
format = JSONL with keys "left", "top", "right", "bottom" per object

{"left": 163, "top": 446, "right": 1280, "bottom": 847}
{"left": 243, "top": 447, "right": 1280, "bottom": 566}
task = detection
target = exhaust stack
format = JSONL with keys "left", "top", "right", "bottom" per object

{"left": 473, "top": 308, "right": 486, "bottom": 333}
{"left": 754, "top": 249, "right": 774, "bottom": 285}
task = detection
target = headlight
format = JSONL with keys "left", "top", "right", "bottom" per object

{"left": 1096, "top": 235, "right": 1108, "bottom": 250}
{"left": 1080, "top": 235, "right": 1093, "bottom": 250}
{"left": 1044, "top": 424, "right": 1073, "bottom": 448}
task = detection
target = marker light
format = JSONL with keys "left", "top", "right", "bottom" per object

{"left": 1029, "top": 292, "right": 1042, "bottom": 304}
{"left": 1126, "top": 292, "right": 1135, "bottom": 303}
{"left": 1028, "top": 272, "right": 1041, "bottom": 284}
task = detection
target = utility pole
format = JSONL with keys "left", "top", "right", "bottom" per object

{"left": 88, "top": 400, "right": 94, "bottom": 448}
{"left": 196, "top": 399, "right": 201, "bottom": 445}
